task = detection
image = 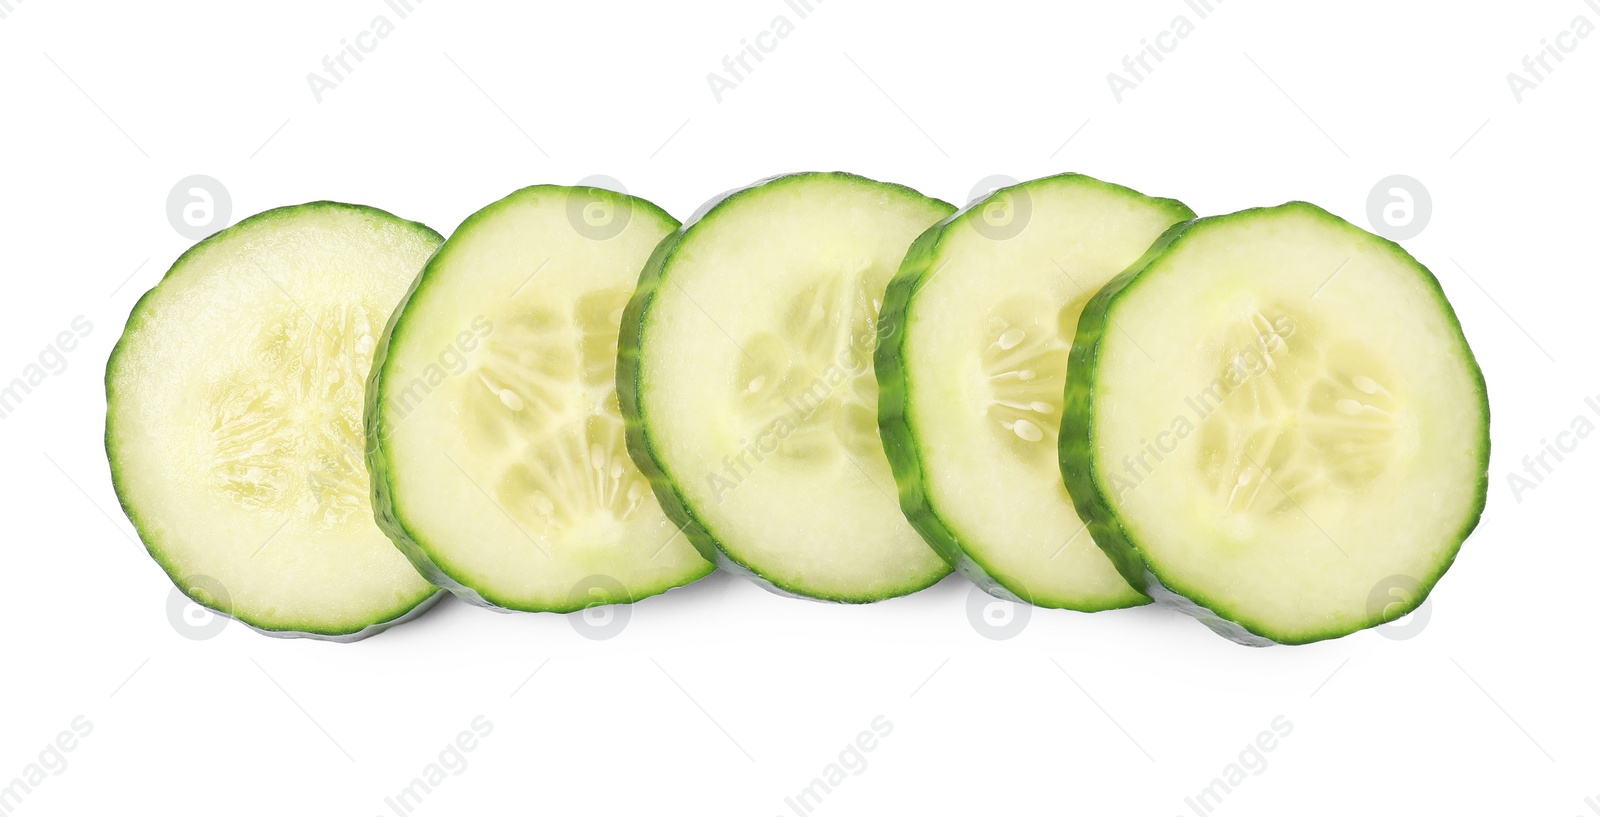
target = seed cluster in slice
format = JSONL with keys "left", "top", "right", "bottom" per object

{"left": 877, "top": 173, "right": 1195, "bottom": 610}
{"left": 619, "top": 172, "right": 956, "bottom": 602}
{"left": 1194, "top": 309, "right": 1401, "bottom": 517}
{"left": 106, "top": 203, "right": 444, "bottom": 640}
{"left": 367, "top": 185, "right": 713, "bottom": 612}
{"left": 461, "top": 289, "right": 646, "bottom": 531}
{"left": 1060, "top": 202, "right": 1488, "bottom": 645}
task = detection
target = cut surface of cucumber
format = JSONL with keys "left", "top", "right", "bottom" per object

{"left": 619, "top": 172, "right": 955, "bottom": 602}
{"left": 878, "top": 173, "right": 1193, "bottom": 610}
{"left": 1061, "top": 202, "right": 1488, "bottom": 645}
{"left": 106, "top": 203, "right": 444, "bottom": 640}
{"left": 367, "top": 185, "right": 713, "bottom": 612}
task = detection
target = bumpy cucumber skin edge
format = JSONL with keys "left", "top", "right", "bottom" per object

{"left": 877, "top": 173, "right": 1196, "bottom": 611}
{"left": 1059, "top": 201, "right": 1490, "bottom": 646}
{"left": 617, "top": 171, "right": 956, "bottom": 603}
{"left": 365, "top": 185, "right": 715, "bottom": 614}
{"left": 105, "top": 202, "right": 446, "bottom": 642}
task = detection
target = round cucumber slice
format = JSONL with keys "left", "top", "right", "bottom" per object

{"left": 619, "top": 172, "right": 956, "bottom": 602}
{"left": 877, "top": 173, "right": 1194, "bottom": 610}
{"left": 106, "top": 203, "right": 445, "bottom": 641}
{"left": 1060, "top": 202, "right": 1488, "bottom": 645}
{"left": 367, "top": 185, "right": 714, "bottom": 612}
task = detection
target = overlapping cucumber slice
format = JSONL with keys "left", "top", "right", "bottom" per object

{"left": 619, "top": 172, "right": 956, "bottom": 601}
{"left": 106, "top": 203, "right": 444, "bottom": 640}
{"left": 367, "top": 185, "right": 713, "bottom": 612}
{"left": 877, "top": 173, "right": 1194, "bottom": 610}
{"left": 1061, "top": 202, "right": 1488, "bottom": 645}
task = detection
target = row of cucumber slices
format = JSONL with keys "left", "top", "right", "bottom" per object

{"left": 105, "top": 172, "right": 1487, "bottom": 646}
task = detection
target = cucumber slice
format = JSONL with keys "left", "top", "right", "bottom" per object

{"left": 619, "top": 172, "right": 956, "bottom": 602}
{"left": 877, "top": 173, "right": 1194, "bottom": 610}
{"left": 106, "top": 203, "right": 445, "bottom": 641}
{"left": 1060, "top": 202, "right": 1488, "bottom": 645}
{"left": 367, "top": 185, "right": 713, "bottom": 612}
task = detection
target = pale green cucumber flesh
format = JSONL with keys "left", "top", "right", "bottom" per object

{"left": 620, "top": 172, "right": 956, "bottom": 602}
{"left": 367, "top": 186, "right": 714, "bottom": 613}
{"left": 105, "top": 202, "right": 445, "bottom": 640}
{"left": 878, "top": 173, "right": 1194, "bottom": 611}
{"left": 1061, "top": 202, "right": 1488, "bottom": 645}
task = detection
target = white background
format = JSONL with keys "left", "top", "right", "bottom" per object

{"left": 0, "top": 0, "right": 1594, "bottom": 814}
